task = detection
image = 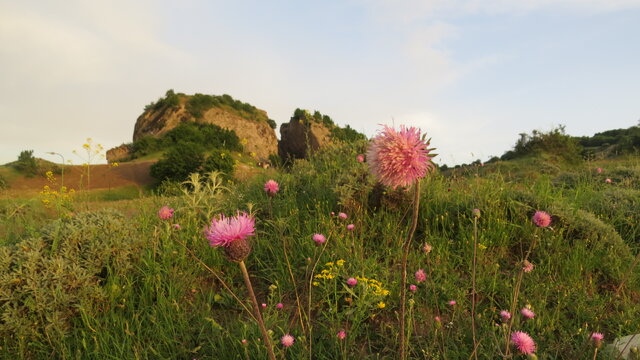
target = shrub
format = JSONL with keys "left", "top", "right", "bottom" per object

{"left": 0, "top": 210, "right": 144, "bottom": 353}
{"left": 144, "top": 89, "right": 180, "bottom": 111}
{"left": 0, "top": 174, "right": 7, "bottom": 190}
{"left": 150, "top": 142, "right": 205, "bottom": 182}
{"left": 202, "top": 149, "right": 234, "bottom": 178}
{"left": 13, "top": 150, "right": 38, "bottom": 177}
{"left": 331, "top": 124, "right": 367, "bottom": 143}
{"left": 501, "top": 126, "right": 582, "bottom": 163}
{"left": 267, "top": 119, "right": 277, "bottom": 129}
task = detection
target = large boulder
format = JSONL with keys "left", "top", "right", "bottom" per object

{"left": 278, "top": 111, "right": 333, "bottom": 162}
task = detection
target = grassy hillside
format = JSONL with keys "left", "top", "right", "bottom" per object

{"left": 0, "top": 138, "right": 638, "bottom": 359}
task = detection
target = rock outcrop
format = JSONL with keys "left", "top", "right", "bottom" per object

{"left": 129, "top": 94, "right": 278, "bottom": 160}
{"left": 106, "top": 144, "right": 132, "bottom": 164}
{"left": 278, "top": 112, "right": 333, "bottom": 162}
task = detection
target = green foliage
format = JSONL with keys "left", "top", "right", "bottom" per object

{"left": 266, "top": 118, "right": 277, "bottom": 129}
{"left": 202, "top": 150, "right": 234, "bottom": 178}
{"left": 144, "top": 89, "right": 180, "bottom": 111}
{"left": 292, "top": 108, "right": 335, "bottom": 127}
{"left": 129, "top": 122, "right": 242, "bottom": 161}
{"left": 185, "top": 93, "right": 267, "bottom": 122}
{"left": 0, "top": 210, "right": 144, "bottom": 355}
{"left": 330, "top": 124, "right": 367, "bottom": 143}
{"left": 501, "top": 125, "right": 583, "bottom": 163}
{"left": 13, "top": 150, "right": 38, "bottom": 177}
{"left": 150, "top": 142, "right": 205, "bottom": 182}
{"left": 577, "top": 125, "right": 640, "bottom": 157}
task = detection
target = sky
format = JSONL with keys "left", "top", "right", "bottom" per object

{"left": 1, "top": 0, "right": 639, "bottom": 166}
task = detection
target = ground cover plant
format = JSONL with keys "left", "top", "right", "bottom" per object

{"left": 0, "top": 126, "right": 639, "bottom": 359}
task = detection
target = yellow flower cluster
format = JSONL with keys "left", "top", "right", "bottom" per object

{"left": 355, "top": 276, "right": 391, "bottom": 297}
{"left": 39, "top": 172, "right": 74, "bottom": 209}
{"left": 314, "top": 259, "right": 345, "bottom": 281}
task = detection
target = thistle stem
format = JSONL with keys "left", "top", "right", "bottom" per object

{"left": 471, "top": 216, "right": 479, "bottom": 360}
{"left": 239, "top": 261, "right": 276, "bottom": 360}
{"left": 399, "top": 180, "right": 421, "bottom": 360}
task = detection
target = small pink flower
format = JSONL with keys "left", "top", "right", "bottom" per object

{"left": 409, "top": 284, "right": 417, "bottom": 292}
{"left": 338, "top": 212, "right": 348, "bottom": 219}
{"left": 356, "top": 154, "right": 365, "bottom": 163}
{"left": 312, "top": 233, "right": 326, "bottom": 245}
{"left": 448, "top": 300, "right": 457, "bottom": 306}
{"left": 281, "top": 334, "right": 295, "bottom": 347}
{"left": 596, "top": 167, "right": 603, "bottom": 173}
{"left": 276, "top": 303, "right": 284, "bottom": 309}
{"left": 415, "top": 269, "right": 426, "bottom": 283}
{"left": 264, "top": 179, "right": 279, "bottom": 196}
{"left": 511, "top": 331, "right": 536, "bottom": 354}
{"left": 347, "top": 277, "right": 357, "bottom": 287}
{"left": 172, "top": 224, "right": 181, "bottom": 230}
{"left": 330, "top": 212, "right": 335, "bottom": 216}
{"left": 591, "top": 332, "right": 604, "bottom": 347}
{"left": 523, "top": 260, "right": 534, "bottom": 273}
{"left": 423, "top": 243, "right": 433, "bottom": 254}
{"left": 346, "top": 224, "right": 355, "bottom": 231}
{"left": 241, "top": 339, "right": 248, "bottom": 345}
{"left": 434, "top": 316, "right": 441, "bottom": 323}
{"left": 261, "top": 303, "right": 267, "bottom": 309}
{"left": 532, "top": 211, "right": 551, "bottom": 228}
{"left": 472, "top": 208, "right": 481, "bottom": 218}
{"left": 605, "top": 178, "right": 612, "bottom": 183}
{"left": 520, "top": 307, "right": 535, "bottom": 319}
{"left": 158, "top": 206, "right": 174, "bottom": 220}
{"left": 337, "top": 330, "right": 347, "bottom": 340}
{"left": 500, "top": 310, "right": 511, "bottom": 322}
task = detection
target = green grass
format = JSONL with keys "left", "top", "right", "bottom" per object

{"left": 0, "top": 141, "right": 638, "bottom": 359}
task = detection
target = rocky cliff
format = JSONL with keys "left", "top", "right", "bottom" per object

{"left": 124, "top": 92, "right": 278, "bottom": 161}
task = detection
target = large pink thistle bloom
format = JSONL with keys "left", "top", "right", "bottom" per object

{"left": 511, "top": 331, "right": 536, "bottom": 354}
{"left": 367, "top": 125, "right": 435, "bottom": 189}
{"left": 204, "top": 212, "right": 255, "bottom": 247}
{"left": 281, "top": 334, "right": 295, "bottom": 347}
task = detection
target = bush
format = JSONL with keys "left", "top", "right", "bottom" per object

{"left": 501, "top": 126, "right": 582, "bottom": 163}
{"left": 202, "top": 149, "right": 235, "bottom": 178}
{"left": 267, "top": 119, "right": 277, "bottom": 129}
{"left": 144, "top": 89, "right": 180, "bottom": 111}
{"left": 150, "top": 142, "right": 205, "bottom": 182}
{"left": 0, "top": 174, "right": 7, "bottom": 190}
{"left": 0, "top": 210, "right": 144, "bottom": 353}
{"left": 13, "top": 150, "right": 38, "bottom": 177}
{"left": 331, "top": 124, "right": 367, "bottom": 143}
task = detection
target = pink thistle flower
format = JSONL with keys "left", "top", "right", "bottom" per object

{"left": 423, "top": 243, "right": 433, "bottom": 254}
{"left": 500, "top": 310, "right": 511, "bottom": 322}
{"left": 241, "top": 339, "right": 248, "bottom": 345}
{"left": 204, "top": 212, "right": 255, "bottom": 248}
{"left": 276, "top": 303, "right": 284, "bottom": 309}
{"left": 605, "top": 178, "right": 612, "bottom": 183}
{"left": 312, "top": 233, "right": 326, "bottom": 245}
{"left": 261, "top": 303, "right": 267, "bottom": 309}
{"left": 520, "top": 307, "right": 535, "bottom": 319}
{"left": 356, "top": 154, "right": 365, "bottom": 163}
{"left": 532, "top": 211, "right": 551, "bottom": 228}
{"left": 264, "top": 179, "right": 279, "bottom": 196}
{"left": 523, "top": 260, "right": 534, "bottom": 273}
{"left": 281, "top": 334, "right": 295, "bottom": 347}
{"left": 338, "top": 212, "right": 348, "bottom": 219}
{"left": 366, "top": 125, "right": 435, "bottom": 189}
{"left": 511, "top": 331, "right": 536, "bottom": 354}
{"left": 434, "top": 316, "right": 441, "bottom": 323}
{"left": 172, "top": 224, "right": 181, "bottom": 230}
{"left": 596, "top": 167, "right": 603, "bottom": 173}
{"left": 415, "top": 269, "right": 426, "bottom": 283}
{"left": 591, "top": 332, "right": 604, "bottom": 347}
{"left": 331, "top": 212, "right": 335, "bottom": 216}
{"left": 409, "top": 284, "right": 417, "bottom": 292}
{"left": 337, "top": 330, "right": 347, "bottom": 340}
{"left": 472, "top": 208, "right": 481, "bottom": 218}
{"left": 158, "top": 206, "right": 174, "bottom": 220}
{"left": 448, "top": 300, "right": 457, "bottom": 306}
{"left": 346, "top": 224, "right": 355, "bottom": 231}
{"left": 347, "top": 277, "right": 357, "bottom": 287}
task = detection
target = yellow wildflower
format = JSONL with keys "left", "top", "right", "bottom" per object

{"left": 377, "top": 302, "right": 386, "bottom": 309}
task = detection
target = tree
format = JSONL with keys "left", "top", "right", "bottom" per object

{"left": 14, "top": 150, "right": 38, "bottom": 177}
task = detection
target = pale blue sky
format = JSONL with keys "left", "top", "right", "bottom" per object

{"left": 1, "top": 0, "right": 638, "bottom": 166}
